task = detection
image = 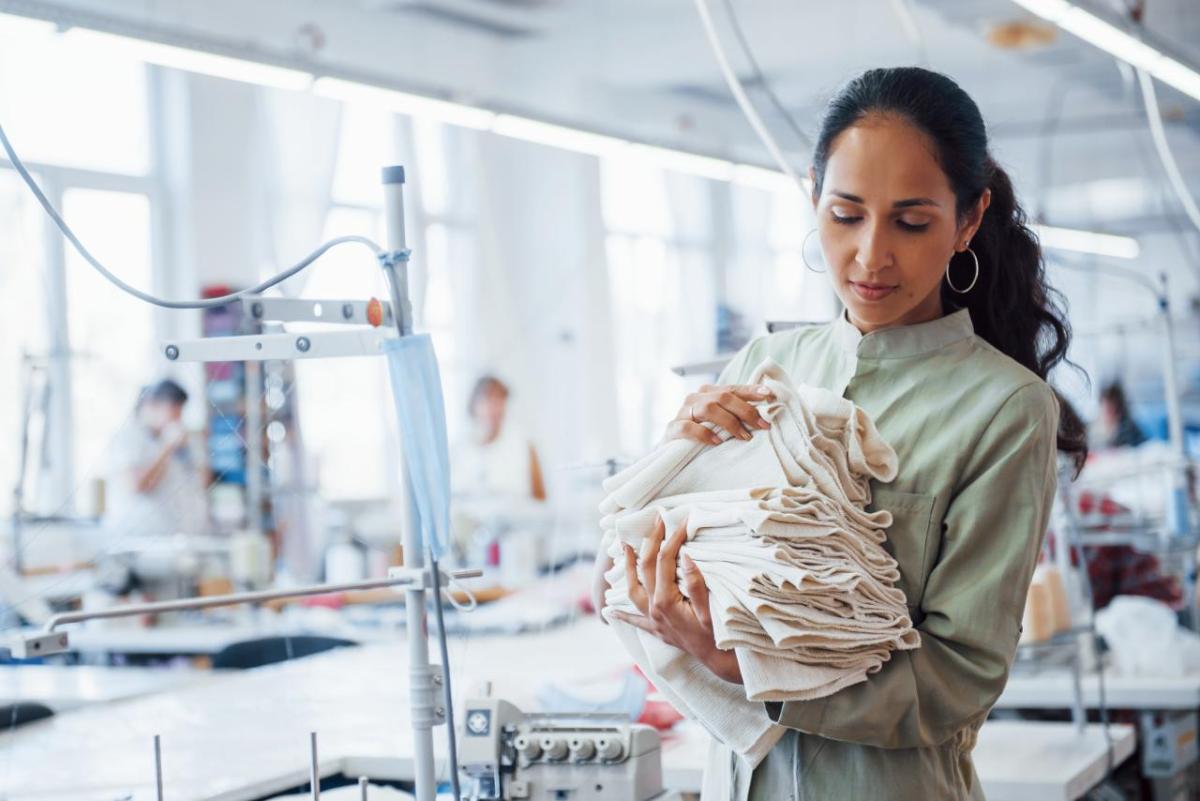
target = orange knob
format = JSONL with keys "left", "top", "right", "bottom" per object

{"left": 366, "top": 298, "right": 384, "bottom": 327}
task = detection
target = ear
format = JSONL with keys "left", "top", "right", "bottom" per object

{"left": 958, "top": 188, "right": 992, "bottom": 250}
{"left": 808, "top": 165, "right": 819, "bottom": 210}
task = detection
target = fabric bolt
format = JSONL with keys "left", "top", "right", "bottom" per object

{"left": 600, "top": 360, "right": 919, "bottom": 767}
{"left": 708, "top": 308, "right": 1060, "bottom": 801}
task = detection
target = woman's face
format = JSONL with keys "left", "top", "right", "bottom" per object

{"left": 813, "top": 113, "right": 990, "bottom": 333}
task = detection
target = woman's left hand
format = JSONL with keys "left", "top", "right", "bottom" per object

{"left": 609, "top": 515, "right": 743, "bottom": 684}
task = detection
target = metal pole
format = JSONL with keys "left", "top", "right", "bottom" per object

{"left": 309, "top": 731, "right": 320, "bottom": 800}
{"left": 244, "top": 359, "right": 265, "bottom": 537}
{"left": 154, "top": 734, "right": 164, "bottom": 801}
{"left": 1159, "top": 278, "right": 1190, "bottom": 535}
{"left": 39, "top": 571, "right": 478, "bottom": 632}
{"left": 380, "top": 165, "right": 438, "bottom": 801}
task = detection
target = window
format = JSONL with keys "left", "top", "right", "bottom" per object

{"left": 293, "top": 108, "right": 476, "bottom": 500}
{"left": 730, "top": 183, "right": 835, "bottom": 331}
{"left": 0, "top": 170, "right": 49, "bottom": 514}
{"left": 601, "top": 160, "right": 718, "bottom": 454}
{"left": 0, "top": 20, "right": 150, "bottom": 175}
{"left": 64, "top": 188, "right": 156, "bottom": 496}
{"left": 295, "top": 207, "right": 396, "bottom": 500}
{"left": 0, "top": 19, "right": 156, "bottom": 519}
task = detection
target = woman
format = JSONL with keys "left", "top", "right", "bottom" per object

{"left": 597, "top": 67, "right": 1085, "bottom": 800}
{"left": 453, "top": 375, "right": 547, "bottom": 502}
{"left": 1096, "top": 380, "right": 1148, "bottom": 449}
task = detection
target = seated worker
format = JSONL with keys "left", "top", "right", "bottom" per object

{"left": 104, "top": 378, "right": 207, "bottom": 539}
{"left": 452, "top": 375, "right": 546, "bottom": 502}
{"left": 1094, "top": 380, "right": 1148, "bottom": 449}
{"left": 1057, "top": 397, "right": 1181, "bottom": 611}
{"left": 450, "top": 375, "right": 547, "bottom": 565}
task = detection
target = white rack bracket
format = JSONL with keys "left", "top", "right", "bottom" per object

{"left": 163, "top": 329, "right": 395, "bottom": 363}
{"left": 236, "top": 297, "right": 394, "bottom": 328}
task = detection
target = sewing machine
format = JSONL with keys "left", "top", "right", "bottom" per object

{"left": 459, "top": 698, "right": 682, "bottom": 801}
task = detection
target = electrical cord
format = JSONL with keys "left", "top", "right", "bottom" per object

{"left": 1135, "top": 67, "right": 1200, "bottom": 238}
{"left": 720, "top": 0, "right": 812, "bottom": 150}
{"left": 0, "top": 116, "right": 386, "bottom": 309}
{"left": 693, "top": 0, "right": 806, "bottom": 191}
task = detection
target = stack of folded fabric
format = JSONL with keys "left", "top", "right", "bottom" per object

{"left": 600, "top": 360, "right": 920, "bottom": 765}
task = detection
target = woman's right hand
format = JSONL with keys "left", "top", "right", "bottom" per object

{"left": 663, "top": 384, "right": 774, "bottom": 446}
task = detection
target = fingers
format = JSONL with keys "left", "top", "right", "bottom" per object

{"left": 655, "top": 518, "right": 688, "bottom": 607}
{"left": 730, "top": 384, "right": 775, "bottom": 402}
{"left": 640, "top": 517, "right": 665, "bottom": 601}
{"left": 687, "top": 387, "right": 774, "bottom": 440}
{"left": 715, "top": 387, "right": 774, "bottom": 433}
{"left": 623, "top": 545, "right": 648, "bottom": 616}
{"left": 609, "top": 610, "right": 655, "bottom": 634}
{"left": 663, "top": 419, "right": 722, "bottom": 446}
{"left": 697, "top": 399, "right": 755, "bottom": 442}
{"left": 682, "top": 555, "right": 711, "bottom": 629}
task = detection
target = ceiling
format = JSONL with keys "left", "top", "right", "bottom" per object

{"left": 7, "top": 0, "right": 1200, "bottom": 235}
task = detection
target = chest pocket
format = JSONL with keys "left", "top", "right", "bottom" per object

{"left": 868, "top": 488, "right": 937, "bottom": 614}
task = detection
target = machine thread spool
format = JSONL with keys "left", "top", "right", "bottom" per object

{"left": 569, "top": 737, "right": 596, "bottom": 762}
{"left": 595, "top": 737, "right": 623, "bottom": 761}
{"left": 538, "top": 736, "right": 568, "bottom": 761}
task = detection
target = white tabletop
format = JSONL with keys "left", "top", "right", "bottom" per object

{"left": 0, "top": 617, "right": 1137, "bottom": 801}
{"left": 0, "top": 664, "right": 200, "bottom": 711}
{"left": 974, "top": 721, "right": 1136, "bottom": 801}
{"left": 998, "top": 668, "right": 1200, "bottom": 710}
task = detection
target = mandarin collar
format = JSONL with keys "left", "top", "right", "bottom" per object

{"left": 833, "top": 306, "right": 974, "bottom": 359}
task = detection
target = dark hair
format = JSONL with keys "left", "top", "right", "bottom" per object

{"left": 1099, "top": 381, "right": 1133, "bottom": 423}
{"left": 811, "top": 66, "right": 1086, "bottom": 464}
{"left": 468, "top": 374, "right": 508, "bottom": 415}
{"left": 144, "top": 379, "right": 189, "bottom": 407}
{"left": 1054, "top": 390, "right": 1088, "bottom": 479}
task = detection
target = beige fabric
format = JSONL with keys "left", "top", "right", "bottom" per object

{"left": 600, "top": 360, "right": 918, "bottom": 767}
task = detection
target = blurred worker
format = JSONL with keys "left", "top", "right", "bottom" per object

{"left": 1094, "top": 380, "right": 1148, "bottom": 449}
{"left": 452, "top": 375, "right": 546, "bottom": 502}
{"left": 450, "top": 375, "right": 547, "bottom": 569}
{"left": 105, "top": 379, "right": 207, "bottom": 539}
{"left": 1056, "top": 397, "right": 1181, "bottom": 611}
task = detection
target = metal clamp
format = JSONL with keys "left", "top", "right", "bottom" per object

{"left": 378, "top": 249, "right": 412, "bottom": 269}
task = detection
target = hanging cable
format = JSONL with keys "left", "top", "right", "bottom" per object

{"left": 719, "top": 0, "right": 811, "bottom": 150}
{"left": 1135, "top": 68, "right": 1200, "bottom": 237}
{"left": 693, "top": 0, "right": 806, "bottom": 191}
{"left": 0, "top": 117, "right": 386, "bottom": 309}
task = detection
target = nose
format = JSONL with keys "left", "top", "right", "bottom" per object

{"left": 854, "top": 221, "right": 893, "bottom": 273}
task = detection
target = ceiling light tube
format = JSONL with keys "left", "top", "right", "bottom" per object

{"left": 313, "top": 77, "right": 495, "bottom": 130}
{"left": 0, "top": 12, "right": 57, "bottom": 38}
{"left": 63, "top": 28, "right": 313, "bottom": 91}
{"left": 491, "top": 114, "right": 629, "bottom": 157}
{"left": 626, "top": 144, "right": 735, "bottom": 182}
{"left": 1034, "top": 224, "right": 1140, "bottom": 259}
{"left": 1010, "top": 0, "right": 1200, "bottom": 101}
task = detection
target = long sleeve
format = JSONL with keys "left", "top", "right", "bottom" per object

{"left": 766, "top": 381, "right": 1060, "bottom": 748}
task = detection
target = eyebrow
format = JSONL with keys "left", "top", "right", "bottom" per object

{"left": 830, "top": 191, "right": 941, "bottom": 209}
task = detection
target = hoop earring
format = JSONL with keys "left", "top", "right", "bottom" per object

{"left": 945, "top": 247, "right": 980, "bottom": 294}
{"left": 801, "top": 229, "right": 826, "bottom": 274}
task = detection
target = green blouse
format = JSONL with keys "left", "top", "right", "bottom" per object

{"left": 715, "top": 307, "right": 1060, "bottom": 801}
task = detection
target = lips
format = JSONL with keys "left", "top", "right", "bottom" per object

{"left": 850, "top": 281, "right": 898, "bottom": 301}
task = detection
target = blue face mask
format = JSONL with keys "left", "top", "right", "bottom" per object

{"left": 383, "top": 335, "right": 451, "bottom": 559}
